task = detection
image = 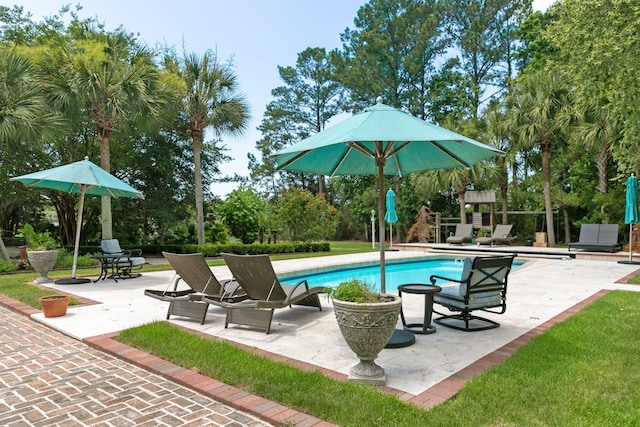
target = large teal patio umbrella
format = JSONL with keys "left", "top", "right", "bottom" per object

{"left": 11, "top": 157, "right": 144, "bottom": 283}
{"left": 274, "top": 99, "right": 503, "bottom": 292}
{"left": 619, "top": 173, "right": 640, "bottom": 265}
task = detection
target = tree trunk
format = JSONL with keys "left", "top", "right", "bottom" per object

{"left": 99, "top": 130, "right": 112, "bottom": 239}
{"left": 541, "top": 143, "right": 556, "bottom": 246}
{"left": 501, "top": 182, "right": 509, "bottom": 224}
{"left": 0, "top": 235, "right": 9, "bottom": 261}
{"left": 596, "top": 145, "right": 610, "bottom": 216}
{"left": 192, "top": 133, "right": 206, "bottom": 245}
{"left": 563, "top": 206, "right": 570, "bottom": 245}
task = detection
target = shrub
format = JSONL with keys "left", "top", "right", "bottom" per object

{"left": 0, "top": 259, "right": 16, "bottom": 273}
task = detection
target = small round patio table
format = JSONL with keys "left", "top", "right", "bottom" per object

{"left": 398, "top": 284, "right": 442, "bottom": 334}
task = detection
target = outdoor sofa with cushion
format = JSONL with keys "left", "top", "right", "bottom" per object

{"left": 568, "top": 224, "right": 622, "bottom": 253}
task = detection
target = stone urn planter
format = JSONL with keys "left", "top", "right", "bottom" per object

{"left": 27, "top": 250, "right": 59, "bottom": 284}
{"left": 330, "top": 280, "right": 402, "bottom": 385}
{"left": 39, "top": 295, "right": 71, "bottom": 318}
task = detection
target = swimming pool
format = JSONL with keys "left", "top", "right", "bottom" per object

{"left": 279, "top": 257, "right": 469, "bottom": 293}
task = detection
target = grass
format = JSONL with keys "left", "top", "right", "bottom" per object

{"left": 0, "top": 273, "right": 80, "bottom": 308}
{"left": 116, "top": 290, "right": 640, "bottom": 426}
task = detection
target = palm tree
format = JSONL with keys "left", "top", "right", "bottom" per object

{"left": 50, "top": 30, "right": 162, "bottom": 239}
{"left": 483, "top": 102, "right": 518, "bottom": 224}
{"left": 571, "top": 98, "right": 620, "bottom": 215}
{"left": 179, "top": 50, "right": 250, "bottom": 245}
{"left": 0, "top": 49, "right": 65, "bottom": 260}
{"left": 506, "top": 70, "right": 572, "bottom": 247}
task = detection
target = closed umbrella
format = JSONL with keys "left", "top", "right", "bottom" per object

{"left": 384, "top": 189, "right": 398, "bottom": 250}
{"left": 619, "top": 173, "right": 640, "bottom": 265}
{"left": 11, "top": 157, "right": 144, "bottom": 283}
{"left": 274, "top": 98, "right": 503, "bottom": 292}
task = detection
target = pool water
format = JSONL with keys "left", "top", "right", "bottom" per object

{"left": 279, "top": 258, "right": 469, "bottom": 293}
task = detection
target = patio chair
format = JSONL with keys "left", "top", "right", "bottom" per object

{"left": 144, "top": 252, "right": 248, "bottom": 324}
{"left": 98, "top": 239, "right": 146, "bottom": 281}
{"left": 429, "top": 254, "right": 515, "bottom": 331}
{"left": 446, "top": 224, "right": 474, "bottom": 244}
{"left": 568, "top": 224, "right": 622, "bottom": 253}
{"left": 475, "top": 224, "right": 516, "bottom": 246}
{"left": 203, "top": 252, "right": 324, "bottom": 334}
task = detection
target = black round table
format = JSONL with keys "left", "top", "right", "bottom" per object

{"left": 398, "top": 284, "right": 442, "bottom": 335}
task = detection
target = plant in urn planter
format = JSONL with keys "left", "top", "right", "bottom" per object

{"left": 328, "top": 279, "right": 401, "bottom": 385}
{"left": 19, "top": 224, "right": 59, "bottom": 284}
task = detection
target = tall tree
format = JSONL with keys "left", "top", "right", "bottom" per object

{"left": 0, "top": 49, "right": 65, "bottom": 259}
{"left": 546, "top": 0, "right": 640, "bottom": 173}
{"left": 333, "top": 0, "right": 447, "bottom": 116}
{"left": 250, "top": 47, "right": 341, "bottom": 196}
{"left": 179, "top": 50, "right": 250, "bottom": 245}
{"left": 506, "top": 70, "right": 572, "bottom": 246}
{"left": 49, "top": 25, "right": 162, "bottom": 239}
{"left": 443, "top": 0, "right": 531, "bottom": 117}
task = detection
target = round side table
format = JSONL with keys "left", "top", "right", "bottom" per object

{"left": 398, "top": 284, "right": 442, "bottom": 334}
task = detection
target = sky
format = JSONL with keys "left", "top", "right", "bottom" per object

{"left": 14, "top": 0, "right": 555, "bottom": 198}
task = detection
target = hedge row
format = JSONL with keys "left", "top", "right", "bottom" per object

{"left": 61, "top": 242, "right": 331, "bottom": 257}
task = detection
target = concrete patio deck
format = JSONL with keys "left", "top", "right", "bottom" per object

{"left": 27, "top": 247, "right": 640, "bottom": 406}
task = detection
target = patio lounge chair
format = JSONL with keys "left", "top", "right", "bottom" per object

{"left": 446, "top": 224, "right": 474, "bottom": 244}
{"left": 475, "top": 224, "right": 516, "bottom": 246}
{"left": 430, "top": 254, "right": 515, "bottom": 331}
{"left": 97, "top": 239, "right": 146, "bottom": 281}
{"left": 568, "top": 224, "right": 622, "bottom": 253}
{"left": 203, "top": 253, "right": 324, "bottom": 334}
{"left": 144, "top": 252, "right": 247, "bottom": 324}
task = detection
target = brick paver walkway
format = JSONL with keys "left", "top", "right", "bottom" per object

{"left": 0, "top": 305, "right": 271, "bottom": 426}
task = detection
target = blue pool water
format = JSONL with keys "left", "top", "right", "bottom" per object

{"left": 279, "top": 258, "right": 469, "bottom": 293}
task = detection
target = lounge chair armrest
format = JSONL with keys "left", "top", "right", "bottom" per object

{"left": 429, "top": 274, "right": 464, "bottom": 285}
{"left": 283, "top": 279, "right": 310, "bottom": 303}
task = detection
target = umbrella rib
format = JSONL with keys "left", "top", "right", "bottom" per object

{"left": 329, "top": 147, "right": 353, "bottom": 178}
{"left": 429, "top": 141, "right": 474, "bottom": 168}
{"left": 276, "top": 150, "right": 311, "bottom": 170}
{"left": 349, "top": 141, "right": 375, "bottom": 158}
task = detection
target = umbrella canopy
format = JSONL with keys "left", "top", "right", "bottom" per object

{"left": 621, "top": 174, "right": 640, "bottom": 264}
{"left": 11, "top": 157, "right": 143, "bottom": 283}
{"left": 384, "top": 189, "right": 398, "bottom": 224}
{"left": 624, "top": 174, "right": 639, "bottom": 224}
{"left": 11, "top": 158, "right": 144, "bottom": 199}
{"left": 274, "top": 100, "right": 503, "bottom": 292}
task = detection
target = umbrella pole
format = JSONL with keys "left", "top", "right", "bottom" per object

{"left": 389, "top": 223, "right": 393, "bottom": 250}
{"left": 629, "top": 223, "right": 633, "bottom": 263}
{"left": 71, "top": 187, "right": 86, "bottom": 279}
{"left": 378, "top": 162, "right": 386, "bottom": 293}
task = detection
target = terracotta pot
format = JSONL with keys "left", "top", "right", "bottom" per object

{"left": 332, "top": 294, "right": 401, "bottom": 385}
{"left": 39, "top": 295, "right": 71, "bottom": 318}
{"left": 18, "top": 245, "right": 28, "bottom": 260}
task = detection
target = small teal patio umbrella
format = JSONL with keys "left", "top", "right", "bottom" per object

{"left": 619, "top": 173, "right": 640, "bottom": 265}
{"left": 274, "top": 98, "right": 503, "bottom": 293}
{"left": 384, "top": 189, "right": 398, "bottom": 250}
{"left": 11, "top": 157, "right": 144, "bottom": 283}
